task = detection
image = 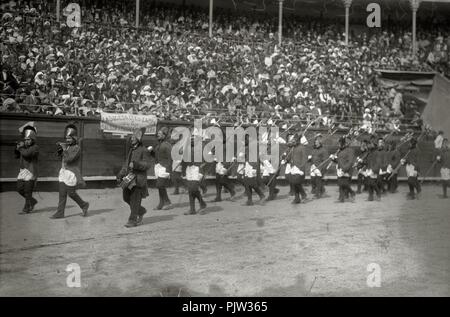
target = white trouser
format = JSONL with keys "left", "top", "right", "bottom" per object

{"left": 17, "top": 168, "right": 34, "bottom": 181}
{"left": 58, "top": 168, "right": 77, "bottom": 186}
{"left": 406, "top": 164, "right": 418, "bottom": 177}
{"left": 365, "top": 169, "right": 377, "bottom": 179}
{"left": 244, "top": 162, "right": 257, "bottom": 178}
{"left": 285, "top": 163, "right": 292, "bottom": 176}
{"left": 186, "top": 165, "right": 203, "bottom": 181}
{"left": 310, "top": 164, "right": 322, "bottom": 177}
{"left": 290, "top": 165, "right": 304, "bottom": 176}
{"left": 337, "top": 168, "right": 350, "bottom": 178}
{"left": 441, "top": 167, "right": 450, "bottom": 180}
{"left": 155, "top": 163, "right": 170, "bottom": 178}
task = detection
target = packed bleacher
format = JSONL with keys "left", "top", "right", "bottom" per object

{"left": 1, "top": 0, "right": 449, "bottom": 132}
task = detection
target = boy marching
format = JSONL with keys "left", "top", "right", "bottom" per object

{"left": 117, "top": 128, "right": 151, "bottom": 227}
{"left": 15, "top": 122, "right": 39, "bottom": 213}
{"left": 308, "top": 133, "right": 328, "bottom": 199}
{"left": 51, "top": 124, "right": 89, "bottom": 219}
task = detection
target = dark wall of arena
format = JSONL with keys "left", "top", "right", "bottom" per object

{"left": 0, "top": 113, "right": 440, "bottom": 181}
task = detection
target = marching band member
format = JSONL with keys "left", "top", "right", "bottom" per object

{"left": 282, "top": 132, "right": 295, "bottom": 197}
{"left": 376, "top": 137, "right": 388, "bottom": 194}
{"left": 171, "top": 158, "right": 184, "bottom": 195}
{"left": 182, "top": 135, "right": 207, "bottom": 215}
{"left": 199, "top": 132, "right": 209, "bottom": 195}
{"left": 236, "top": 150, "right": 246, "bottom": 190}
{"left": 332, "top": 136, "right": 356, "bottom": 203}
{"left": 355, "top": 140, "right": 369, "bottom": 194}
{"left": 364, "top": 140, "right": 382, "bottom": 201}
{"left": 260, "top": 144, "right": 279, "bottom": 201}
{"left": 401, "top": 138, "right": 421, "bottom": 200}
{"left": 243, "top": 134, "right": 265, "bottom": 206}
{"left": 212, "top": 147, "right": 236, "bottom": 202}
{"left": 171, "top": 134, "right": 184, "bottom": 195}
{"left": 386, "top": 141, "right": 401, "bottom": 193}
{"left": 150, "top": 127, "right": 173, "bottom": 210}
{"left": 51, "top": 124, "right": 89, "bottom": 219}
{"left": 117, "top": 128, "right": 151, "bottom": 227}
{"left": 286, "top": 133, "right": 308, "bottom": 204}
{"left": 308, "top": 133, "right": 327, "bottom": 199}
{"left": 15, "top": 122, "right": 39, "bottom": 213}
{"left": 436, "top": 138, "right": 449, "bottom": 199}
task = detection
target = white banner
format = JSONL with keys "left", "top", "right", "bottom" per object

{"left": 100, "top": 112, "right": 157, "bottom": 135}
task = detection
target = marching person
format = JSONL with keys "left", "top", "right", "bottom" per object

{"left": 308, "top": 133, "right": 328, "bottom": 199}
{"left": 401, "top": 138, "right": 422, "bottom": 200}
{"left": 364, "top": 139, "right": 382, "bottom": 201}
{"left": 236, "top": 154, "right": 246, "bottom": 185}
{"left": 260, "top": 144, "right": 279, "bottom": 201}
{"left": 171, "top": 158, "right": 184, "bottom": 195}
{"left": 386, "top": 140, "right": 401, "bottom": 193}
{"left": 332, "top": 136, "right": 356, "bottom": 203}
{"left": 233, "top": 144, "right": 246, "bottom": 196}
{"left": 212, "top": 147, "right": 236, "bottom": 202}
{"left": 150, "top": 127, "right": 173, "bottom": 210}
{"left": 199, "top": 173, "right": 208, "bottom": 195}
{"left": 243, "top": 134, "right": 265, "bottom": 206}
{"left": 436, "top": 138, "right": 449, "bottom": 199}
{"left": 51, "top": 124, "right": 89, "bottom": 219}
{"left": 182, "top": 135, "right": 207, "bottom": 215}
{"left": 15, "top": 122, "right": 39, "bottom": 213}
{"left": 171, "top": 133, "right": 185, "bottom": 195}
{"left": 286, "top": 133, "right": 308, "bottom": 204}
{"left": 355, "top": 139, "right": 370, "bottom": 194}
{"left": 117, "top": 128, "right": 151, "bottom": 228}
{"left": 199, "top": 134, "right": 209, "bottom": 195}
{"left": 282, "top": 132, "right": 295, "bottom": 197}
{"left": 376, "top": 137, "right": 388, "bottom": 194}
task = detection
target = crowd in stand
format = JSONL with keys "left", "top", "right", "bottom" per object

{"left": 1, "top": 0, "right": 449, "bottom": 132}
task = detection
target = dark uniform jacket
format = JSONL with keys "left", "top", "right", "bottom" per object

{"left": 377, "top": 148, "right": 388, "bottom": 171}
{"left": 287, "top": 143, "right": 307, "bottom": 184}
{"left": 366, "top": 149, "right": 381, "bottom": 174}
{"left": 289, "top": 144, "right": 308, "bottom": 171}
{"left": 119, "top": 143, "right": 151, "bottom": 189}
{"left": 355, "top": 148, "right": 369, "bottom": 170}
{"left": 311, "top": 145, "right": 328, "bottom": 172}
{"left": 387, "top": 148, "right": 401, "bottom": 169}
{"left": 61, "top": 144, "right": 85, "bottom": 186}
{"left": 243, "top": 143, "right": 261, "bottom": 186}
{"left": 15, "top": 144, "right": 39, "bottom": 178}
{"left": 337, "top": 147, "right": 354, "bottom": 175}
{"left": 437, "top": 147, "right": 450, "bottom": 169}
{"left": 153, "top": 140, "right": 173, "bottom": 172}
{"left": 404, "top": 148, "right": 419, "bottom": 167}
{"left": 279, "top": 142, "right": 291, "bottom": 176}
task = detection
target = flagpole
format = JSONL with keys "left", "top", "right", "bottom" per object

{"left": 410, "top": 0, "right": 421, "bottom": 59}
{"left": 278, "top": 0, "right": 283, "bottom": 46}
{"left": 136, "top": 0, "right": 140, "bottom": 28}
{"left": 343, "top": 0, "right": 353, "bottom": 46}
{"left": 56, "top": 0, "right": 60, "bottom": 23}
{"left": 209, "top": 0, "right": 213, "bottom": 38}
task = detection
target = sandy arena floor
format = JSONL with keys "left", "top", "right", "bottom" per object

{"left": 0, "top": 183, "right": 449, "bottom": 296}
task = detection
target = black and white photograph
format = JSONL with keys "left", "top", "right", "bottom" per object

{"left": 0, "top": 0, "right": 449, "bottom": 300}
